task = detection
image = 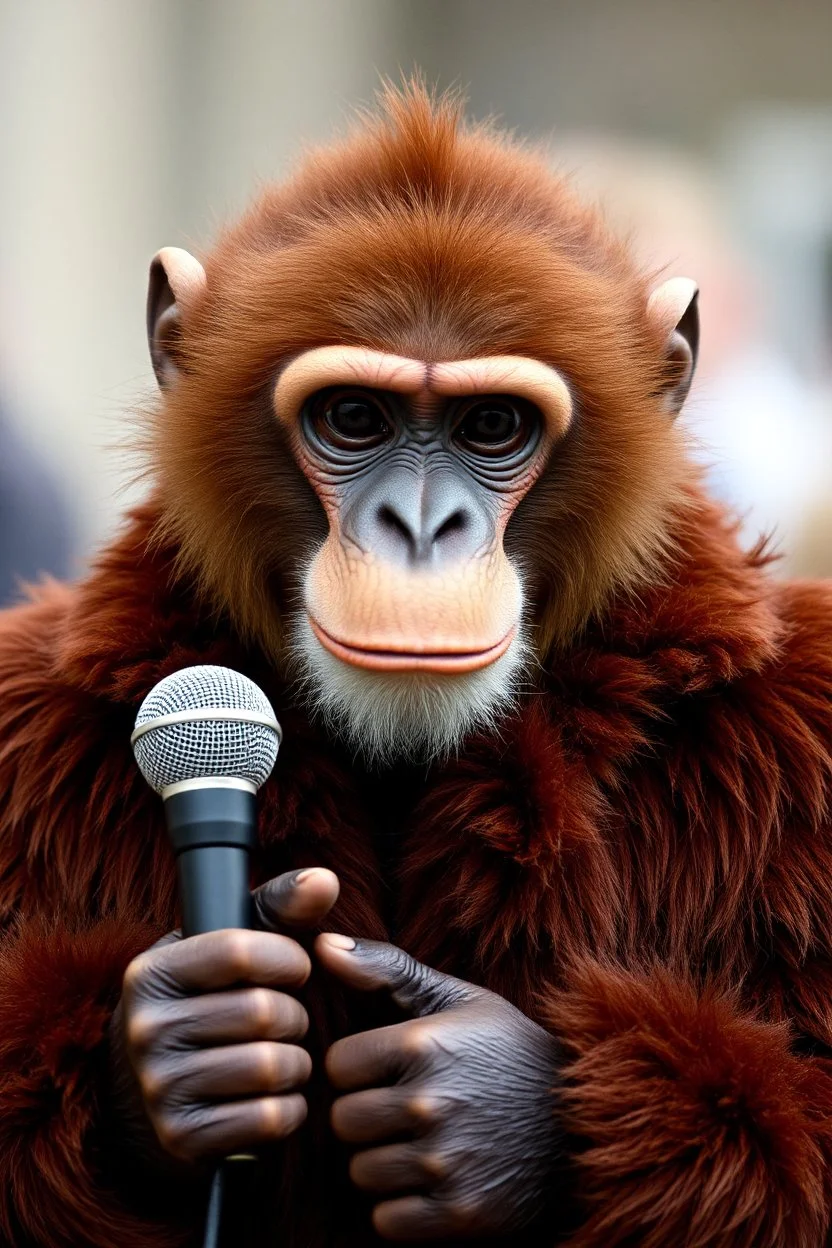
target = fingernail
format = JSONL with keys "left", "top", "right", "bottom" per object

{"left": 293, "top": 869, "right": 313, "bottom": 885}
{"left": 324, "top": 933, "right": 356, "bottom": 951}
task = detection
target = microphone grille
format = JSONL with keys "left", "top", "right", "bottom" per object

{"left": 132, "top": 665, "right": 281, "bottom": 795}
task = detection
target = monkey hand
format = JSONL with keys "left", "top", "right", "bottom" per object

{"left": 316, "top": 935, "right": 563, "bottom": 1241}
{"left": 108, "top": 867, "right": 340, "bottom": 1171}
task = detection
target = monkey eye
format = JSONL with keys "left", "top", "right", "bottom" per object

{"left": 311, "top": 388, "right": 392, "bottom": 450}
{"left": 453, "top": 397, "right": 536, "bottom": 457}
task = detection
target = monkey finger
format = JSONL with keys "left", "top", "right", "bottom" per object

{"left": 156, "top": 1094, "right": 308, "bottom": 1162}
{"left": 326, "top": 1019, "right": 432, "bottom": 1091}
{"left": 331, "top": 1087, "right": 444, "bottom": 1144}
{"left": 125, "top": 929, "right": 312, "bottom": 1001}
{"left": 372, "top": 1195, "right": 450, "bottom": 1241}
{"left": 138, "top": 987, "right": 309, "bottom": 1050}
{"left": 254, "top": 868, "right": 340, "bottom": 931}
{"left": 350, "top": 1143, "right": 445, "bottom": 1193}
{"left": 145, "top": 1042, "right": 312, "bottom": 1106}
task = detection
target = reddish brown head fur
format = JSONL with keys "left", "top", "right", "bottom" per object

{"left": 148, "top": 82, "right": 691, "bottom": 668}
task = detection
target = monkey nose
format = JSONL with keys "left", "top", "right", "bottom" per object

{"left": 376, "top": 496, "right": 468, "bottom": 565}
{"left": 348, "top": 471, "right": 489, "bottom": 569}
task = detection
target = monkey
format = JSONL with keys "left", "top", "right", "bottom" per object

{"left": 0, "top": 81, "right": 830, "bottom": 1248}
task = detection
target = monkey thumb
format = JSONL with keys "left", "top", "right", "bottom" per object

{"left": 315, "top": 934, "right": 479, "bottom": 1016}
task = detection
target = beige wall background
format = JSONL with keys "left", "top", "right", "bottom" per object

{"left": 1, "top": 0, "right": 830, "bottom": 571}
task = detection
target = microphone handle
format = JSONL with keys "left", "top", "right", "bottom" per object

{"left": 163, "top": 783, "right": 259, "bottom": 1248}
{"left": 177, "top": 846, "right": 253, "bottom": 935}
{"left": 164, "top": 785, "right": 257, "bottom": 937}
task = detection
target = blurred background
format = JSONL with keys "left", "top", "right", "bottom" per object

{"left": 1, "top": 0, "right": 830, "bottom": 602}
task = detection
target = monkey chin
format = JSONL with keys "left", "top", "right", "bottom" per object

{"left": 289, "top": 613, "right": 532, "bottom": 768}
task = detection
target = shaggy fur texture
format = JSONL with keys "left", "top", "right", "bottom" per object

{"left": 0, "top": 87, "right": 831, "bottom": 1246}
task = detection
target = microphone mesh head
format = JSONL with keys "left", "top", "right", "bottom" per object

{"left": 132, "top": 665, "right": 281, "bottom": 795}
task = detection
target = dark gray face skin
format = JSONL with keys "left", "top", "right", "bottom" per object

{"left": 300, "top": 387, "right": 544, "bottom": 572}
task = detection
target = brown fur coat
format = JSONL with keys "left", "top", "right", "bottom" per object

{"left": 0, "top": 485, "right": 831, "bottom": 1247}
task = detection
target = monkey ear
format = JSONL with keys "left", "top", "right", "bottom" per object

{"left": 147, "top": 246, "right": 207, "bottom": 388}
{"left": 647, "top": 277, "right": 700, "bottom": 417}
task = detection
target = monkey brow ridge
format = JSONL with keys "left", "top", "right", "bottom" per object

{"left": 273, "top": 345, "right": 573, "bottom": 441}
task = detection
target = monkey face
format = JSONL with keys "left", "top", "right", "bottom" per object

{"left": 267, "top": 348, "right": 571, "bottom": 761}
{"left": 274, "top": 348, "right": 571, "bottom": 674}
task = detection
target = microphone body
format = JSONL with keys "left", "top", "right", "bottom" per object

{"left": 131, "top": 666, "right": 283, "bottom": 1248}
{"left": 164, "top": 783, "right": 257, "bottom": 937}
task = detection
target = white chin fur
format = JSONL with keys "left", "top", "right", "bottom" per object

{"left": 289, "top": 614, "right": 531, "bottom": 766}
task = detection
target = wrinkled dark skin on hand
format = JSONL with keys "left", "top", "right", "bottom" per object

{"left": 108, "top": 867, "right": 340, "bottom": 1171}
{"left": 110, "top": 867, "right": 562, "bottom": 1239}
{"left": 317, "top": 935, "right": 563, "bottom": 1241}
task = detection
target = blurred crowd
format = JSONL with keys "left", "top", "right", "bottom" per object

{"left": 555, "top": 135, "right": 832, "bottom": 576}
{"left": 0, "top": 410, "right": 72, "bottom": 606}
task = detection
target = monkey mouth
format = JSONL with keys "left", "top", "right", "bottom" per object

{"left": 308, "top": 617, "right": 516, "bottom": 674}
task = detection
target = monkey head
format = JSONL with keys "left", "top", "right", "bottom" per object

{"left": 145, "top": 88, "right": 698, "bottom": 763}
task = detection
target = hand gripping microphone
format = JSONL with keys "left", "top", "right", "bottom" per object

{"left": 130, "top": 664, "right": 282, "bottom": 1248}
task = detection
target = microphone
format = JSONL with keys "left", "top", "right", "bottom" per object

{"left": 130, "top": 664, "right": 281, "bottom": 937}
{"left": 130, "top": 664, "right": 282, "bottom": 1248}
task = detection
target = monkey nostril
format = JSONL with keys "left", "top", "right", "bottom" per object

{"left": 433, "top": 510, "right": 467, "bottom": 545}
{"left": 378, "top": 504, "right": 416, "bottom": 549}
{"left": 375, "top": 503, "right": 469, "bottom": 563}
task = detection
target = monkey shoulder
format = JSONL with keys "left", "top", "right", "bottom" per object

{"left": 727, "top": 579, "right": 832, "bottom": 1026}
{"left": 772, "top": 576, "right": 832, "bottom": 662}
{"left": 658, "top": 575, "right": 832, "bottom": 782}
{"left": 687, "top": 576, "right": 832, "bottom": 834}
{"left": 762, "top": 577, "right": 832, "bottom": 741}
{"left": 0, "top": 581, "right": 84, "bottom": 771}
{"left": 596, "top": 575, "right": 832, "bottom": 912}
{"left": 0, "top": 581, "right": 169, "bottom": 921}
{"left": 735, "top": 579, "right": 832, "bottom": 942}
{"left": 762, "top": 576, "right": 832, "bottom": 823}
